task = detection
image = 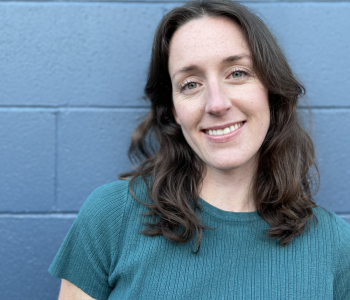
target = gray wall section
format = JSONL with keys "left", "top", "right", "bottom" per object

{"left": 0, "top": 1, "right": 349, "bottom": 299}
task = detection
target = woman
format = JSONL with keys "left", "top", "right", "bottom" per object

{"left": 49, "top": 0, "right": 350, "bottom": 299}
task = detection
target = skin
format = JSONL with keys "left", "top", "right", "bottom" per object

{"left": 58, "top": 279, "right": 96, "bottom": 300}
{"left": 169, "top": 17, "right": 270, "bottom": 212}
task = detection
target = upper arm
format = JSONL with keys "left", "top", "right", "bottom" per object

{"left": 49, "top": 181, "right": 130, "bottom": 299}
{"left": 59, "top": 279, "right": 97, "bottom": 300}
{"left": 333, "top": 215, "right": 350, "bottom": 299}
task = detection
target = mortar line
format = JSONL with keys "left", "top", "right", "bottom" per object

{"left": 298, "top": 106, "right": 350, "bottom": 110}
{"left": 54, "top": 111, "right": 59, "bottom": 210}
{"left": 0, "top": 211, "right": 79, "bottom": 214}
{"left": 0, "top": 105, "right": 150, "bottom": 110}
{"left": 0, "top": 213, "right": 78, "bottom": 218}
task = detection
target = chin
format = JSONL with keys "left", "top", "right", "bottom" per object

{"left": 208, "top": 161, "right": 245, "bottom": 172}
{"left": 205, "top": 156, "right": 257, "bottom": 173}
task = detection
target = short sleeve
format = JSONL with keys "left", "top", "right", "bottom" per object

{"left": 333, "top": 214, "right": 350, "bottom": 300}
{"left": 48, "top": 180, "right": 128, "bottom": 300}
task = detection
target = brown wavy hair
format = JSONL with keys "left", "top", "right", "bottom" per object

{"left": 120, "top": 0, "right": 320, "bottom": 251}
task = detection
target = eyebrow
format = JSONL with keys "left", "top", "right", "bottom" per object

{"left": 171, "top": 54, "right": 251, "bottom": 79}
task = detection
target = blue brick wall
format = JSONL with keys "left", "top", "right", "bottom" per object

{"left": 0, "top": 1, "right": 349, "bottom": 299}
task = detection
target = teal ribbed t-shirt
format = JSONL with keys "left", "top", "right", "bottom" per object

{"left": 49, "top": 179, "right": 350, "bottom": 300}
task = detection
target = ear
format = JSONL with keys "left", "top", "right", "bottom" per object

{"left": 172, "top": 106, "right": 181, "bottom": 125}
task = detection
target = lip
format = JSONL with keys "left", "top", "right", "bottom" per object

{"left": 202, "top": 121, "right": 245, "bottom": 143}
{"left": 202, "top": 120, "right": 245, "bottom": 131}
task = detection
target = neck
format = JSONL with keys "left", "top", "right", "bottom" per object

{"left": 199, "top": 163, "right": 257, "bottom": 213}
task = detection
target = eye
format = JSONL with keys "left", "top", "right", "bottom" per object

{"left": 228, "top": 67, "right": 251, "bottom": 81}
{"left": 180, "top": 80, "right": 198, "bottom": 91}
{"left": 231, "top": 71, "right": 244, "bottom": 78}
{"left": 187, "top": 82, "right": 197, "bottom": 89}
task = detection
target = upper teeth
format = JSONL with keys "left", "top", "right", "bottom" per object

{"left": 206, "top": 122, "right": 243, "bottom": 136}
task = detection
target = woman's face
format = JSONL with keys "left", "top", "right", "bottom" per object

{"left": 168, "top": 16, "right": 270, "bottom": 176}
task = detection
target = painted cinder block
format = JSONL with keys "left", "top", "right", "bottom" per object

{"left": 57, "top": 108, "right": 149, "bottom": 211}
{"left": 342, "top": 216, "right": 350, "bottom": 224}
{"left": 0, "top": 3, "right": 162, "bottom": 107}
{"left": 0, "top": 111, "right": 55, "bottom": 212}
{"left": 249, "top": 3, "right": 350, "bottom": 107}
{"left": 300, "top": 109, "right": 350, "bottom": 212}
{"left": 1, "top": 2, "right": 348, "bottom": 108}
{"left": 0, "top": 216, "right": 75, "bottom": 300}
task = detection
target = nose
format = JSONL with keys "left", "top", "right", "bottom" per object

{"left": 204, "top": 81, "right": 232, "bottom": 116}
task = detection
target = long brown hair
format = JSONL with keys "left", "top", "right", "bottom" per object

{"left": 120, "top": 0, "right": 319, "bottom": 251}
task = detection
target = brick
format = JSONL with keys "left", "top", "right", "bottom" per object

{"left": 0, "top": 3, "right": 163, "bottom": 107}
{"left": 0, "top": 216, "right": 75, "bottom": 300}
{"left": 0, "top": 111, "right": 55, "bottom": 212}
{"left": 57, "top": 108, "right": 149, "bottom": 211}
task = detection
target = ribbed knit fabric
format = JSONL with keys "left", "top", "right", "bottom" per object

{"left": 49, "top": 179, "right": 350, "bottom": 300}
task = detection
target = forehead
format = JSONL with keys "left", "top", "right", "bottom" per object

{"left": 168, "top": 16, "right": 251, "bottom": 74}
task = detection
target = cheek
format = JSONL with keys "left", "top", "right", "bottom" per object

{"left": 256, "top": 97, "right": 270, "bottom": 135}
{"left": 238, "top": 89, "right": 270, "bottom": 136}
{"left": 244, "top": 88, "right": 269, "bottom": 118}
{"left": 259, "top": 95, "right": 271, "bottom": 125}
{"left": 174, "top": 108, "right": 189, "bottom": 128}
{"left": 173, "top": 100, "right": 201, "bottom": 128}
{"left": 172, "top": 106, "right": 181, "bottom": 125}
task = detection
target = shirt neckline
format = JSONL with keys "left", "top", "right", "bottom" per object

{"left": 198, "top": 197, "right": 262, "bottom": 222}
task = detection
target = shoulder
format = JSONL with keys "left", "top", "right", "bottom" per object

{"left": 311, "top": 206, "right": 350, "bottom": 246}
{"left": 81, "top": 180, "right": 129, "bottom": 210}
{"left": 49, "top": 178, "right": 151, "bottom": 299}
{"left": 312, "top": 206, "right": 350, "bottom": 298}
{"left": 309, "top": 206, "right": 350, "bottom": 264}
{"left": 76, "top": 180, "right": 129, "bottom": 227}
{"left": 317, "top": 207, "right": 350, "bottom": 260}
{"left": 311, "top": 206, "right": 350, "bottom": 237}
{"left": 77, "top": 178, "right": 150, "bottom": 226}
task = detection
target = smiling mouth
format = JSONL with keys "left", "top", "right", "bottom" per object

{"left": 204, "top": 121, "right": 244, "bottom": 136}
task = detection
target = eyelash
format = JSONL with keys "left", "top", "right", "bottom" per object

{"left": 179, "top": 68, "right": 250, "bottom": 92}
